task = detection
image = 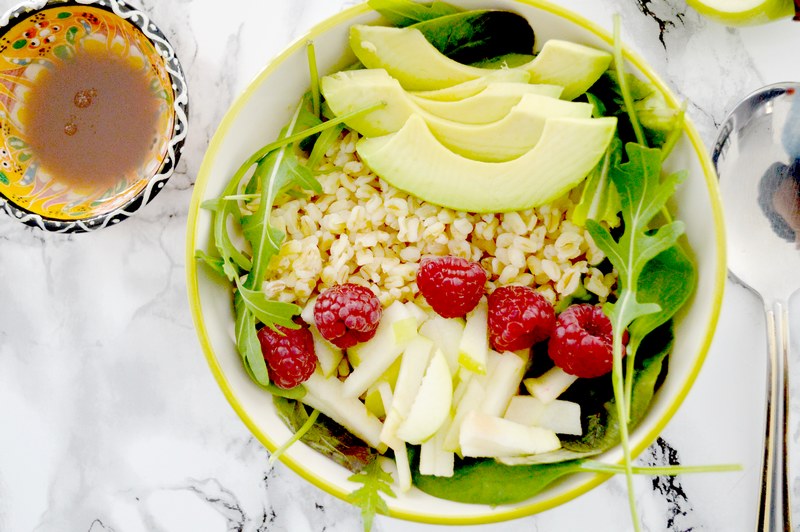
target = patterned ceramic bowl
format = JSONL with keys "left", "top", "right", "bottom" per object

{"left": 0, "top": 0, "right": 188, "bottom": 233}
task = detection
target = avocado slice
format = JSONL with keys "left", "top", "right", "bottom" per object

{"left": 321, "top": 68, "right": 561, "bottom": 134}
{"left": 322, "top": 69, "right": 592, "bottom": 161}
{"left": 350, "top": 24, "right": 612, "bottom": 99}
{"left": 412, "top": 69, "right": 530, "bottom": 102}
{"left": 356, "top": 114, "right": 617, "bottom": 213}
{"left": 410, "top": 82, "right": 562, "bottom": 124}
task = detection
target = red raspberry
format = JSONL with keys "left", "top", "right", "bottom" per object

{"left": 488, "top": 285, "right": 555, "bottom": 352}
{"left": 417, "top": 256, "right": 487, "bottom": 318}
{"left": 314, "top": 284, "right": 382, "bottom": 349}
{"left": 257, "top": 322, "right": 317, "bottom": 389}
{"left": 548, "top": 304, "right": 624, "bottom": 379}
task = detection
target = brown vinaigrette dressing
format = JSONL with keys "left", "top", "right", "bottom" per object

{"left": 24, "top": 46, "right": 162, "bottom": 192}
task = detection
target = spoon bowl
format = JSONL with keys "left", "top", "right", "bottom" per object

{"left": 713, "top": 82, "right": 800, "bottom": 531}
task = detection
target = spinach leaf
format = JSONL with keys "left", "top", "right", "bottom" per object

{"left": 413, "top": 455, "right": 584, "bottom": 505}
{"left": 411, "top": 10, "right": 535, "bottom": 64}
{"left": 274, "top": 397, "right": 378, "bottom": 472}
{"left": 367, "top": 0, "right": 461, "bottom": 27}
{"left": 586, "top": 71, "right": 681, "bottom": 149}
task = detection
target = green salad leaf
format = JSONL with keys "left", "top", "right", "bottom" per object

{"left": 348, "top": 459, "right": 396, "bottom": 532}
{"left": 242, "top": 95, "right": 323, "bottom": 292}
{"left": 573, "top": 137, "right": 623, "bottom": 227}
{"left": 367, "top": 0, "right": 461, "bottom": 26}
{"left": 625, "top": 244, "right": 695, "bottom": 416}
{"left": 410, "top": 10, "right": 535, "bottom": 64}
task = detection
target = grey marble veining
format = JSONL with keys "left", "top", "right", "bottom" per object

{"left": 0, "top": 0, "right": 798, "bottom": 531}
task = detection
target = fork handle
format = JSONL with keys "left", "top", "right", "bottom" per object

{"left": 757, "top": 299, "right": 793, "bottom": 532}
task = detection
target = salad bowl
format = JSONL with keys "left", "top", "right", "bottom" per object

{"left": 186, "top": 0, "right": 726, "bottom": 525}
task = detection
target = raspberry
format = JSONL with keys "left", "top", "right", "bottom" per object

{"left": 257, "top": 322, "right": 317, "bottom": 389}
{"left": 548, "top": 304, "right": 624, "bottom": 379}
{"left": 314, "top": 283, "right": 382, "bottom": 349}
{"left": 417, "top": 256, "right": 487, "bottom": 318}
{"left": 488, "top": 285, "right": 555, "bottom": 352}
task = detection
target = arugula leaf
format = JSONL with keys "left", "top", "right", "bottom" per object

{"left": 367, "top": 0, "right": 461, "bottom": 26}
{"left": 194, "top": 249, "right": 227, "bottom": 279}
{"left": 242, "top": 96, "right": 322, "bottom": 292}
{"left": 624, "top": 243, "right": 695, "bottom": 416}
{"left": 411, "top": 10, "right": 535, "bottom": 64}
{"left": 274, "top": 397, "right": 379, "bottom": 472}
{"left": 205, "top": 190, "right": 252, "bottom": 281}
{"left": 235, "top": 278, "right": 301, "bottom": 331}
{"left": 348, "top": 459, "right": 396, "bottom": 532}
{"left": 586, "top": 143, "right": 685, "bottom": 532}
{"left": 234, "top": 291, "right": 270, "bottom": 387}
{"left": 307, "top": 121, "right": 344, "bottom": 170}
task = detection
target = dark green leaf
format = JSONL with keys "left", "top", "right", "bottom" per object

{"left": 411, "top": 10, "right": 535, "bottom": 64}
{"left": 234, "top": 291, "right": 270, "bottom": 387}
{"left": 573, "top": 137, "right": 622, "bottom": 227}
{"left": 414, "top": 455, "right": 584, "bottom": 505}
{"left": 235, "top": 280, "right": 301, "bottom": 331}
{"left": 274, "top": 397, "right": 378, "bottom": 472}
{"left": 242, "top": 98, "right": 319, "bottom": 291}
{"left": 630, "top": 244, "right": 695, "bottom": 353}
{"left": 367, "top": 0, "right": 461, "bottom": 26}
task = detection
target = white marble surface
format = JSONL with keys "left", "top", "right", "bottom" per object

{"left": 0, "top": 0, "right": 798, "bottom": 531}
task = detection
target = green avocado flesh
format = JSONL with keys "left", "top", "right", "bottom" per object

{"left": 411, "top": 69, "right": 531, "bottom": 101}
{"left": 349, "top": 24, "right": 612, "bottom": 98}
{"left": 356, "top": 114, "right": 617, "bottom": 213}
{"left": 321, "top": 68, "right": 593, "bottom": 162}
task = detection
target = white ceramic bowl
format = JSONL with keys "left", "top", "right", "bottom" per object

{"left": 187, "top": 0, "right": 726, "bottom": 525}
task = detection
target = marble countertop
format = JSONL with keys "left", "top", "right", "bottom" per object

{"left": 1, "top": 0, "right": 799, "bottom": 531}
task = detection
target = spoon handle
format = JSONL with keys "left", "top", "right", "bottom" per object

{"left": 757, "top": 299, "right": 793, "bottom": 532}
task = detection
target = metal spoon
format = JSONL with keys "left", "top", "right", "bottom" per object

{"left": 713, "top": 82, "right": 800, "bottom": 532}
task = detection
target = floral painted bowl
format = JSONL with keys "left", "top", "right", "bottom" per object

{"left": 0, "top": 0, "right": 188, "bottom": 233}
{"left": 187, "top": 0, "right": 726, "bottom": 526}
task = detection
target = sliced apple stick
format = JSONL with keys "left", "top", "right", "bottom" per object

{"left": 458, "top": 298, "right": 489, "bottom": 374}
{"left": 419, "top": 414, "right": 455, "bottom": 478}
{"left": 308, "top": 325, "right": 343, "bottom": 378}
{"left": 375, "top": 381, "right": 412, "bottom": 492}
{"left": 395, "top": 350, "right": 453, "bottom": 444}
{"left": 419, "top": 313, "right": 465, "bottom": 375}
{"left": 442, "top": 377, "right": 485, "bottom": 452}
{"left": 479, "top": 350, "right": 528, "bottom": 417}
{"left": 459, "top": 410, "right": 561, "bottom": 458}
{"left": 343, "top": 300, "right": 415, "bottom": 398}
{"left": 380, "top": 336, "right": 433, "bottom": 446}
{"left": 523, "top": 366, "right": 579, "bottom": 404}
{"left": 303, "top": 371, "right": 385, "bottom": 451}
{"left": 504, "top": 395, "right": 583, "bottom": 436}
